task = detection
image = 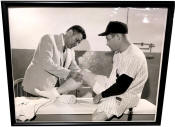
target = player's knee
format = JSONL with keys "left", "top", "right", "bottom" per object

{"left": 92, "top": 112, "right": 108, "bottom": 121}
{"left": 92, "top": 115, "right": 97, "bottom": 121}
{"left": 92, "top": 115, "right": 104, "bottom": 121}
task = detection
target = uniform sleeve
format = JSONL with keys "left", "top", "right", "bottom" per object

{"left": 38, "top": 34, "right": 70, "bottom": 79}
{"left": 101, "top": 56, "right": 142, "bottom": 98}
{"left": 101, "top": 74, "right": 133, "bottom": 98}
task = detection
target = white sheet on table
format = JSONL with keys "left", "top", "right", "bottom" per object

{"left": 37, "top": 98, "right": 97, "bottom": 114}
{"left": 37, "top": 98, "right": 156, "bottom": 115}
{"left": 15, "top": 97, "right": 51, "bottom": 121}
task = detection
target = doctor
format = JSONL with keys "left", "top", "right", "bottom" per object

{"left": 22, "top": 25, "right": 86, "bottom": 96}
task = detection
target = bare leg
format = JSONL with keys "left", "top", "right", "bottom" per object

{"left": 35, "top": 78, "right": 83, "bottom": 99}
{"left": 81, "top": 69, "right": 96, "bottom": 88}
{"left": 35, "top": 70, "right": 102, "bottom": 99}
{"left": 57, "top": 78, "right": 82, "bottom": 94}
{"left": 57, "top": 69, "right": 96, "bottom": 94}
{"left": 58, "top": 69, "right": 107, "bottom": 94}
{"left": 34, "top": 87, "right": 60, "bottom": 99}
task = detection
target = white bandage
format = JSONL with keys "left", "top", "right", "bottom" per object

{"left": 56, "top": 95, "right": 76, "bottom": 104}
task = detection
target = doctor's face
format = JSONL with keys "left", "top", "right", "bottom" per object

{"left": 66, "top": 31, "right": 83, "bottom": 49}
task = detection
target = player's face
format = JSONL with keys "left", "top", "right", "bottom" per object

{"left": 106, "top": 34, "right": 121, "bottom": 51}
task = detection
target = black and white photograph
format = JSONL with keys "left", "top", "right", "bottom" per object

{"left": 1, "top": 1, "right": 174, "bottom": 126}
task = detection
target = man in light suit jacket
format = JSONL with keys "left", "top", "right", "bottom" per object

{"left": 22, "top": 25, "right": 86, "bottom": 96}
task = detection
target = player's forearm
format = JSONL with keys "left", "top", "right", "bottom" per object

{"left": 101, "top": 74, "right": 133, "bottom": 98}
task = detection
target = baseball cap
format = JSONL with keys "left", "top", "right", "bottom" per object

{"left": 98, "top": 21, "right": 128, "bottom": 36}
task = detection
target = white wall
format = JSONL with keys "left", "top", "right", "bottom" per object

{"left": 128, "top": 8, "right": 167, "bottom": 53}
{"left": 8, "top": 7, "right": 167, "bottom": 52}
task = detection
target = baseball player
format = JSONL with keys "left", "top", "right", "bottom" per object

{"left": 91, "top": 21, "right": 148, "bottom": 121}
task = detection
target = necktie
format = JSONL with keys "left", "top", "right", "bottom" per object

{"left": 55, "top": 48, "right": 66, "bottom": 87}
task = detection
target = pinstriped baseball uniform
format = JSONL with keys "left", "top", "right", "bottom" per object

{"left": 95, "top": 44, "right": 148, "bottom": 118}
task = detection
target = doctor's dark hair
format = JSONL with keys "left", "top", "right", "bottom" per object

{"left": 67, "top": 25, "right": 86, "bottom": 39}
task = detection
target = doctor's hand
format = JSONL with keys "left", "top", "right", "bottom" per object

{"left": 93, "top": 94, "right": 103, "bottom": 104}
{"left": 68, "top": 71, "right": 83, "bottom": 82}
{"left": 34, "top": 88, "right": 60, "bottom": 100}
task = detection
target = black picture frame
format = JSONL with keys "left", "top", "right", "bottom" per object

{"left": 1, "top": 1, "right": 174, "bottom": 126}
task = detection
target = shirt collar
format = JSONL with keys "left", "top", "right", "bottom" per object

{"left": 61, "top": 33, "right": 66, "bottom": 52}
{"left": 61, "top": 33, "right": 65, "bottom": 48}
{"left": 120, "top": 43, "right": 132, "bottom": 55}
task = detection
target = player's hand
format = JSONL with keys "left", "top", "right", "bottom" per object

{"left": 68, "top": 71, "right": 83, "bottom": 82}
{"left": 93, "top": 94, "right": 103, "bottom": 104}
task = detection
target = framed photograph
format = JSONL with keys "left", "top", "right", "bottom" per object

{"left": 1, "top": 1, "right": 174, "bottom": 126}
